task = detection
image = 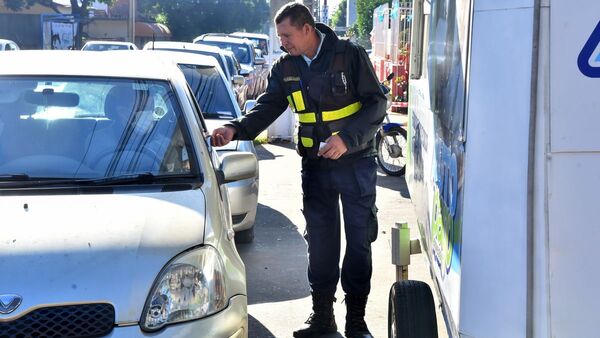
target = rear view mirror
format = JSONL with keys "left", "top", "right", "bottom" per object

{"left": 243, "top": 99, "right": 257, "bottom": 115}
{"left": 218, "top": 152, "right": 258, "bottom": 184}
{"left": 239, "top": 68, "right": 251, "bottom": 77}
{"left": 24, "top": 90, "right": 79, "bottom": 107}
{"left": 232, "top": 75, "right": 245, "bottom": 86}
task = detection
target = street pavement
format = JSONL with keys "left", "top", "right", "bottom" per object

{"left": 237, "top": 142, "right": 449, "bottom": 338}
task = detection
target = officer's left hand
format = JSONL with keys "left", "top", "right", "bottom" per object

{"left": 318, "top": 135, "right": 348, "bottom": 160}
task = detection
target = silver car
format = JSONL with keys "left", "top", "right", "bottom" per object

{"left": 0, "top": 51, "right": 252, "bottom": 337}
{"left": 143, "top": 50, "right": 260, "bottom": 243}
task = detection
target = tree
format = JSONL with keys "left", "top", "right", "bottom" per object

{"left": 138, "top": 0, "right": 270, "bottom": 42}
{"left": 330, "top": 0, "right": 347, "bottom": 28}
{"left": 355, "top": 0, "right": 387, "bottom": 47}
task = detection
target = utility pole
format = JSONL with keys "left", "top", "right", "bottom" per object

{"left": 128, "top": 0, "right": 135, "bottom": 43}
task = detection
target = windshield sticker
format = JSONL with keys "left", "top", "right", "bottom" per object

{"left": 578, "top": 20, "right": 600, "bottom": 77}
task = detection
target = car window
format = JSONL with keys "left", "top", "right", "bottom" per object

{"left": 224, "top": 55, "right": 236, "bottom": 77}
{"left": 0, "top": 77, "right": 197, "bottom": 179}
{"left": 198, "top": 41, "right": 251, "bottom": 64}
{"left": 178, "top": 64, "right": 236, "bottom": 120}
{"left": 158, "top": 48, "right": 229, "bottom": 80}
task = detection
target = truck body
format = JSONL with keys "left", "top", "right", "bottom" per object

{"left": 405, "top": 0, "right": 600, "bottom": 337}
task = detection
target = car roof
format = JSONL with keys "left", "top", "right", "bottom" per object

{"left": 84, "top": 40, "right": 135, "bottom": 46}
{"left": 0, "top": 50, "right": 179, "bottom": 80}
{"left": 197, "top": 35, "right": 251, "bottom": 45}
{"left": 232, "top": 32, "right": 269, "bottom": 40}
{"left": 147, "top": 50, "right": 220, "bottom": 68}
{"left": 143, "top": 41, "right": 223, "bottom": 54}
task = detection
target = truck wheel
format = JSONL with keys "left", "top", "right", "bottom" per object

{"left": 388, "top": 280, "right": 438, "bottom": 338}
{"left": 234, "top": 226, "right": 254, "bottom": 244}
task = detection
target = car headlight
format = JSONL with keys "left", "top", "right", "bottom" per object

{"left": 141, "top": 246, "right": 227, "bottom": 331}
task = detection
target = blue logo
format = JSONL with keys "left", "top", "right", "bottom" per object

{"left": 578, "top": 20, "right": 600, "bottom": 77}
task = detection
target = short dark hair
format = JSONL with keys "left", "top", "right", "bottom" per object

{"left": 274, "top": 2, "right": 315, "bottom": 29}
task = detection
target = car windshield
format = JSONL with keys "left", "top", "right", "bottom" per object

{"left": 198, "top": 41, "right": 251, "bottom": 64}
{"left": 0, "top": 77, "right": 197, "bottom": 180}
{"left": 178, "top": 64, "right": 236, "bottom": 120}
{"left": 83, "top": 44, "right": 129, "bottom": 51}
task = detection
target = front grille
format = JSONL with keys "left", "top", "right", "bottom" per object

{"left": 0, "top": 303, "right": 115, "bottom": 338}
{"left": 232, "top": 213, "right": 247, "bottom": 224}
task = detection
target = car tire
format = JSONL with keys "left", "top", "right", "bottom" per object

{"left": 388, "top": 280, "right": 437, "bottom": 338}
{"left": 234, "top": 226, "right": 254, "bottom": 244}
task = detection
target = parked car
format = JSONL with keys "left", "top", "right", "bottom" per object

{"left": 193, "top": 34, "right": 267, "bottom": 99}
{"left": 0, "top": 50, "right": 252, "bottom": 337}
{"left": 0, "top": 39, "right": 19, "bottom": 51}
{"left": 82, "top": 40, "right": 138, "bottom": 51}
{"left": 231, "top": 32, "right": 270, "bottom": 63}
{"left": 149, "top": 50, "right": 259, "bottom": 243}
{"left": 142, "top": 41, "right": 244, "bottom": 95}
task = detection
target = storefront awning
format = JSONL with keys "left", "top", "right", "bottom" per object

{"left": 135, "top": 22, "right": 171, "bottom": 38}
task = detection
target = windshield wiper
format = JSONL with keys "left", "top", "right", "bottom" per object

{"left": 0, "top": 173, "right": 198, "bottom": 188}
{"left": 85, "top": 172, "right": 198, "bottom": 186}
{"left": 0, "top": 173, "right": 31, "bottom": 181}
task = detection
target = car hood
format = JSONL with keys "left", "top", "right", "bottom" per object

{"left": 0, "top": 190, "right": 206, "bottom": 323}
{"left": 204, "top": 119, "right": 239, "bottom": 151}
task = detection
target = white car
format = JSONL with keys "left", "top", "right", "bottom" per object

{"left": 0, "top": 50, "right": 252, "bottom": 337}
{"left": 0, "top": 39, "right": 19, "bottom": 51}
{"left": 144, "top": 50, "right": 259, "bottom": 243}
{"left": 82, "top": 40, "right": 138, "bottom": 51}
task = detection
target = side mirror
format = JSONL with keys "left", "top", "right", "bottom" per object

{"left": 218, "top": 152, "right": 258, "bottom": 184}
{"left": 243, "top": 99, "right": 257, "bottom": 115}
{"left": 239, "top": 68, "right": 251, "bottom": 77}
{"left": 262, "top": 63, "right": 270, "bottom": 69}
{"left": 232, "top": 75, "right": 245, "bottom": 86}
{"left": 254, "top": 57, "right": 265, "bottom": 66}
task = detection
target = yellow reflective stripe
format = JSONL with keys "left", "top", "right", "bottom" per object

{"left": 322, "top": 102, "right": 362, "bottom": 121}
{"left": 286, "top": 96, "right": 295, "bottom": 112}
{"left": 298, "top": 112, "right": 316, "bottom": 123}
{"left": 331, "top": 131, "right": 340, "bottom": 135}
{"left": 292, "top": 90, "right": 305, "bottom": 111}
{"left": 301, "top": 137, "right": 314, "bottom": 148}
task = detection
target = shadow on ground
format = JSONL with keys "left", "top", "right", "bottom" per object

{"left": 237, "top": 203, "right": 310, "bottom": 305}
{"left": 376, "top": 169, "right": 411, "bottom": 199}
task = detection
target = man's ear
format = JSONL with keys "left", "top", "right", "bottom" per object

{"left": 303, "top": 23, "right": 312, "bottom": 35}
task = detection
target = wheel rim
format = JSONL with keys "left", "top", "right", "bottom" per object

{"left": 379, "top": 132, "right": 407, "bottom": 173}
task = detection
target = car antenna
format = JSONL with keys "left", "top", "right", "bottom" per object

{"left": 152, "top": 32, "right": 155, "bottom": 50}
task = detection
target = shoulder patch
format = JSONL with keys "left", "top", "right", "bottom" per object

{"left": 283, "top": 76, "right": 301, "bottom": 82}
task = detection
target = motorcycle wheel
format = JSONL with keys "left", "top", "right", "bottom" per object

{"left": 376, "top": 125, "right": 408, "bottom": 176}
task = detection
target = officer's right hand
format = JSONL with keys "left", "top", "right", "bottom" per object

{"left": 211, "top": 126, "right": 236, "bottom": 147}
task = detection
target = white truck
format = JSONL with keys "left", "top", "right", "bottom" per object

{"left": 389, "top": 0, "right": 600, "bottom": 337}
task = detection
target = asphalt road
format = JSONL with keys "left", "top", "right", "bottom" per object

{"left": 237, "top": 142, "right": 449, "bottom": 338}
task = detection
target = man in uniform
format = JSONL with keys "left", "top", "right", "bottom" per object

{"left": 211, "top": 3, "right": 386, "bottom": 337}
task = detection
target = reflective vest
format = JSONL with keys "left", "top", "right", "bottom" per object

{"left": 281, "top": 39, "right": 367, "bottom": 159}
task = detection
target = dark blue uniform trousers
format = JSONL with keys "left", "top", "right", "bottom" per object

{"left": 301, "top": 156, "right": 379, "bottom": 297}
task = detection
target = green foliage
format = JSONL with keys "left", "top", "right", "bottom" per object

{"left": 138, "top": 0, "right": 270, "bottom": 42}
{"left": 330, "top": 0, "right": 347, "bottom": 28}
{"left": 355, "top": 0, "right": 387, "bottom": 45}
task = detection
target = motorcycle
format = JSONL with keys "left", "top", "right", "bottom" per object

{"left": 376, "top": 73, "right": 408, "bottom": 176}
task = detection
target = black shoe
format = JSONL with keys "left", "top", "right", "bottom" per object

{"left": 344, "top": 294, "right": 374, "bottom": 338}
{"left": 293, "top": 293, "right": 337, "bottom": 338}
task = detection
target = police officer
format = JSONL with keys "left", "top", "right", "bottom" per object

{"left": 211, "top": 3, "right": 386, "bottom": 337}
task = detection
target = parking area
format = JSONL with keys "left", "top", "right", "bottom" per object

{"left": 237, "top": 142, "right": 448, "bottom": 338}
